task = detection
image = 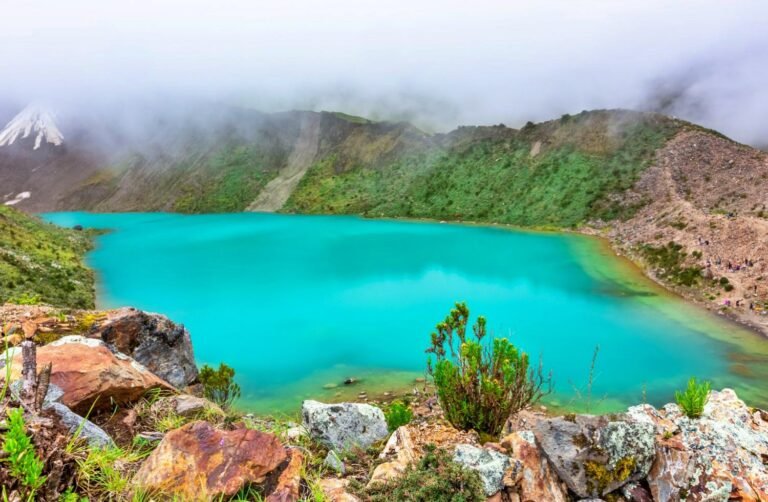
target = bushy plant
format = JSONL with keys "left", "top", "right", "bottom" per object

{"left": 675, "top": 377, "right": 711, "bottom": 419}
{"left": 426, "top": 302, "right": 550, "bottom": 436}
{"left": 385, "top": 401, "right": 413, "bottom": 432}
{"left": 1, "top": 407, "right": 46, "bottom": 498}
{"left": 199, "top": 362, "right": 241, "bottom": 409}
{"left": 365, "top": 444, "right": 484, "bottom": 502}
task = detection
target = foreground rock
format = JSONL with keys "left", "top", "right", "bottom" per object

{"left": 453, "top": 444, "right": 511, "bottom": 496}
{"left": 6, "top": 336, "right": 173, "bottom": 414}
{"left": 302, "top": 400, "right": 388, "bottom": 451}
{"left": 94, "top": 307, "right": 198, "bottom": 388}
{"left": 534, "top": 414, "right": 655, "bottom": 498}
{"left": 628, "top": 389, "right": 768, "bottom": 501}
{"left": 133, "top": 421, "right": 287, "bottom": 499}
{"left": 266, "top": 448, "right": 304, "bottom": 502}
{"left": 501, "top": 431, "right": 568, "bottom": 502}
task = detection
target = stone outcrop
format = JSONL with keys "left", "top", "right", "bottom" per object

{"left": 93, "top": 308, "right": 198, "bottom": 388}
{"left": 6, "top": 335, "right": 173, "bottom": 414}
{"left": 266, "top": 448, "right": 304, "bottom": 502}
{"left": 453, "top": 444, "right": 511, "bottom": 496}
{"left": 133, "top": 421, "right": 287, "bottom": 499}
{"left": 627, "top": 389, "right": 768, "bottom": 501}
{"left": 501, "top": 431, "right": 568, "bottom": 502}
{"left": 301, "top": 400, "right": 388, "bottom": 451}
{"left": 534, "top": 414, "right": 655, "bottom": 498}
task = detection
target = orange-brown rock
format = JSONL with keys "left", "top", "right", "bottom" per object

{"left": 133, "top": 421, "right": 287, "bottom": 500}
{"left": 6, "top": 336, "right": 172, "bottom": 414}
{"left": 317, "top": 478, "right": 360, "bottom": 502}
{"left": 266, "top": 448, "right": 304, "bottom": 502}
{"left": 500, "top": 431, "right": 568, "bottom": 502}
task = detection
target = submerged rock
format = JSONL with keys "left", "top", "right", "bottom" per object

{"left": 301, "top": 400, "right": 388, "bottom": 451}
{"left": 534, "top": 414, "right": 655, "bottom": 498}
{"left": 133, "top": 421, "right": 287, "bottom": 499}
{"left": 453, "top": 444, "right": 511, "bottom": 496}
{"left": 94, "top": 307, "right": 198, "bottom": 388}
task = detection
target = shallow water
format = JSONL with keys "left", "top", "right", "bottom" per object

{"left": 44, "top": 212, "right": 768, "bottom": 413}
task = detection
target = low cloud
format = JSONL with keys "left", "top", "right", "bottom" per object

{"left": 2, "top": 0, "right": 767, "bottom": 144}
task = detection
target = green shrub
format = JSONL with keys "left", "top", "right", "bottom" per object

{"left": 675, "top": 377, "right": 711, "bottom": 419}
{"left": 1, "top": 407, "right": 46, "bottom": 498}
{"left": 199, "top": 362, "right": 241, "bottom": 409}
{"left": 6, "top": 292, "right": 42, "bottom": 305}
{"left": 426, "top": 302, "right": 550, "bottom": 436}
{"left": 385, "top": 401, "right": 413, "bottom": 432}
{"left": 365, "top": 444, "right": 485, "bottom": 502}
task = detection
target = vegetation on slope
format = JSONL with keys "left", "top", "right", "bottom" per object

{"left": 285, "top": 110, "right": 682, "bottom": 227}
{"left": 0, "top": 206, "right": 95, "bottom": 308}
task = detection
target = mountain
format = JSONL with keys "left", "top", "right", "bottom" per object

{"left": 0, "top": 104, "right": 64, "bottom": 150}
{"left": 0, "top": 102, "right": 766, "bottom": 332}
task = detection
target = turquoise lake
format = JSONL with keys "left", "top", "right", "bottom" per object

{"left": 44, "top": 212, "right": 768, "bottom": 413}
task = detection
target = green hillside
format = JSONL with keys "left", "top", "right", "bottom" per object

{"left": 0, "top": 206, "right": 95, "bottom": 308}
{"left": 284, "top": 110, "right": 682, "bottom": 227}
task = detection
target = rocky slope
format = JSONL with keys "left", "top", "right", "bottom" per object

{"left": 0, "top": 304, "right": 766, "bottom": 501}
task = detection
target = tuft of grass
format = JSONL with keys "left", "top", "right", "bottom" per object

{"left": 75, "top": 445, "right": 149, "bottom": 499}
{"left": 363, "top": 444, "right": 485, "bottom": 502}
{"left": 675, "top": 377, "right": 711, "bottom": 419}
{"left": 384, "top": 401, "right": 413, "bottom": 432}
{"left": 1, "top": 407, "right": 46, "bottom": 499}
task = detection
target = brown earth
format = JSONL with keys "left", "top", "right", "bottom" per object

{"left": 606, "top": 129, "right": 768, "bottom": 336}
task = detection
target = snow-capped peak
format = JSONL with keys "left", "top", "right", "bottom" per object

{"left": 0, "top": 104, "right": 64, "bottom": 150}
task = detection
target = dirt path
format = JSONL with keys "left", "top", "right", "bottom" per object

{"left": 247, "top": 113, "right": 321, "bottom": 212}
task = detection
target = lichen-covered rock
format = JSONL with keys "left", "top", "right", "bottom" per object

{"left": 94, "top": 307, "right": 198, "bottom": 388}
{"left": 534, "top": 414, "right": 655, "bottom": 498}
{"left": 6, "top": 335, "right": 173, "bottom": 413}
{"left": 453, "top": 444, "right": 511, "bottom": 496}
{"left": 629, "top": 389, "right": 768, "bottom": 502}
{"left": 133, "top": 421, "right": 287, "bottom": 499}
{"left": 301, "top": 400, "right": 388, "bottom": 451}
{"left": 500, "top": 431, "right": 568, "bottom": 502}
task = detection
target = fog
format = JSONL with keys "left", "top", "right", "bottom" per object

{"left": 2, "top": 1, "right": 768, "bottom": 145}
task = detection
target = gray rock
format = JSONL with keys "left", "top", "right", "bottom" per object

{"left": 452, "top": 444, "right": 510, "bottom": 496}
{"left": 172, "top": 394, "right": 224, "bottom": 418}
{"left": 324, "top": 450, "right": 346, "bottom": 474}
{"left": 301, "top": 400, "right": 388, "bottom": 451}
{"left": 47, "top": 403, "right": 114, "bottom": 448}
{"left": 94, "top": 308, "right": 198, "bottom": 388}
{"left": 534, "top": 414, "right": 655, "bottom": 498}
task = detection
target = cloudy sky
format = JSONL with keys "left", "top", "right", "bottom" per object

{"left": 2, "top": 0, "right": 768, "bottom": 144}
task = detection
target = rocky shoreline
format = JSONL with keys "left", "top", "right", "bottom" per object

{"left": 0, "top": 304, "right": 766, "bottom": 501}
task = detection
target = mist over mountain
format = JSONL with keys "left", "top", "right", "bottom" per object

{"left": 2, "top": 1, "right": 768, "bottom": 145}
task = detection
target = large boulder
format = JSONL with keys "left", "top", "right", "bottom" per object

{"left": 534, "top": 414, "right": 655, "bottom": 498}
{"left": 133, "top": 421, "right": 287, "bottom": 499}
{"left": 94, "top": 308, "right": 198, "bottom": 389}
{"left": 6, "top": 336, "right": 173, "bottom": 414}
{"left": 628, "top": 389, "right": 768, "bottom": 501}
{"left": 453, "top": 444, "right": 511, "bottom": 497}
{"left": 500, "top": 431, "right": 568, "bottom": 502}
{"left": 301, "top": 400, "right": 388, "bottom": 451}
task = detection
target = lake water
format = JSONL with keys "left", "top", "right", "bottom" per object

{"left": 44, "top": 212, "right": 768, "bottom": 413}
